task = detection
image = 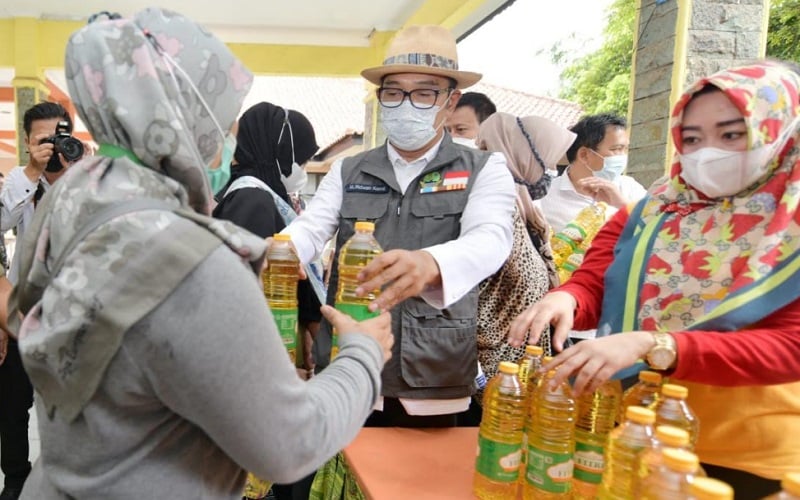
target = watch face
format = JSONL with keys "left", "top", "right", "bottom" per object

{"left": 649, "top": 348, "right": 674, "bottom": 369}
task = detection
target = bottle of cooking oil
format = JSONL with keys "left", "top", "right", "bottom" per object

{"left": 474, "top": 361, "right": 526, "bottom": 500}
{"left": 637, "top": 425, "right": 705, "bottom": 493}
{"left": 263, "top": 233, "right": 300, "bottom": 364}
{"left": 518, "top": 346, "right": 544, "bottom": 470}
{"left": 619, "top": 370, "right": 662, "bottom": 423}
{"left": 518, "top": 345, "right": 544, "bottom": 395}
{"left": 332, "top": 221, "right": 383, "bottom": 359}
{"left": 639, "top": 448, "right": 701, "bottom": 499}
{"left": 573, "top": 379, "right": 623, "bottom": 500}
{"left": 551, "top": 202, "right": 607, "bottom": 282}
{"left": 650, "top": 384, "right": 699, "bottom": 447}
{"left": 523, "top": 369, "right": 577, "bottom": 499}
{"left": 689, "top": 477, "right": 734, "bottom": 500}
{"left": 520, "top": 354, "right": 552, "bottom": 476}
{"left": 762, "top": 473, "right": 800, "bottom": 499}
{"left": 598, "top": 405, "right": 656, "bottom": 499}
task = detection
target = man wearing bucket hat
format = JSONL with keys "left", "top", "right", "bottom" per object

{"left": 284, "top": 25, "right": 515, "bottom": 426}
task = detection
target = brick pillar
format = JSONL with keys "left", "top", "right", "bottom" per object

{"left": 627, "top": 0, "right": 769, "bottom": 189}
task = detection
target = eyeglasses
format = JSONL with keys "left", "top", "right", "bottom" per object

{"left": 377, "top": 87, "right": 453, "bottom": 110}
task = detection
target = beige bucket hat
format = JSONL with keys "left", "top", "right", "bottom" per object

{"left": 361, "top": 25, "right": 482, "bottom": 89}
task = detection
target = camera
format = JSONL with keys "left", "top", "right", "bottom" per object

{"left": 39, "top": 120, "right": 84, "bottom": 172}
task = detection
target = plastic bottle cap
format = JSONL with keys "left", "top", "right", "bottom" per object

{"left": 783, "top": 472, "right": 800, "bottom": 496}
{"left": 273, "top": 233, "right": 291, "bottom": 241}
{"left": 626, "top": 405, "right": 656, "bottom": 424}
{"left": 662, "top": 448, "right": 698, "bottom": 473}
{"left": 498, "top": 361, "right": 520, "bottom": 374}
{"left": 655, "top": 425, "right": 690, "bottom": 447}
{"left": 689, "top": 477, "right": 734, "bottom": 500}
{"left": 639, "top": 370, "right": 663, "bottom": 384}
{"left": 354, "top": 221, "right": 375, "bottom": 232}
{"left": 542, "top": 356, "right": 553, "bottom": 364}
{"left": 525, "top": 345, "right": 543, "bottom": 356}
{"left": 662, "top": 383, "right": 689, "bottom": 399}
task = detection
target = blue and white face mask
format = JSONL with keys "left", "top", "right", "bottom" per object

{"left": 589, "top": 150, "right": 627, "bottom": 183}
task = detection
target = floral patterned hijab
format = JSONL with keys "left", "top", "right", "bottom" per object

{"left": 601, "top": 61, "right": 800, "bottom": 336}
{"left": 65, "top": 8, "right": 252, "bottom": 214}
{"left": 10, "top": 8, "right": 263, "bottom": 422}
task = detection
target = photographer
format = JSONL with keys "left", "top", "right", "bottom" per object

{"left": 0, "top": 102, "right": 88, "bottom": 283}
{"left": 0, "top": 101, "right": 85, "bottom": 499}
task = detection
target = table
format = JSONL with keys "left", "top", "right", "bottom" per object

{"left": 344, "top": 427, "right": 480, "bottom": 499}
{"left": 343, "top": 427, "right": 482, "bottom": 500}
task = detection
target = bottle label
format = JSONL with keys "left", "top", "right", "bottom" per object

{"left": 573, "top": 441, "right": 604, "bottom": 484}
{"left": 332, "top": 303, "right": 378, "bottom": 358}
{"left": 525, "top": 446, "right": 573, "bottom": 493}
{"left": 475, "top": 434, "right": 521, "bottom": 482}
{"left": 335, "top": 302, "right": 379, "bottom": 321}
{"left": 272, "top": 308, "right": 298, "bottom": 364}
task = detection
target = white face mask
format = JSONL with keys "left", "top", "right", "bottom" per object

{"left": 588, "top": 150, "right": 627, "bottom": 182}
{"left": 281, "top": 162, "right": 308, "bottom": 193}
{"left": 680, "top": 146, "right": 776, "bottom": 198}
{"left": 451, "top": 136, "right": 478, "bottom": 149}
{"left": 680, "top": 115, "right": 800, "bottom": 198}
{"left": 276, "top": 108, "right": 308, "bottom": 193}
{"left": 381, "top": 101, "right": 442, "bottom": 151}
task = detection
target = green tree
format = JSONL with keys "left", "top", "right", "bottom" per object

{"left": 767, "top": 0, "right": 800, "bottom": 63}
{"left": 556, "top": 0, "right": 635, "bottom": 116}
{"left": 555, "top": 0, "right": 799, "bottom": 116}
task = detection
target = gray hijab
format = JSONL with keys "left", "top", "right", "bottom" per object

{"left": 10, "top": 8, "right": 264, "bottom": 422}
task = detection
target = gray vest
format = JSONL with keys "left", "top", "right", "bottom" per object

{"left": 317, "top": 136, "right": 491, "bottom": 400}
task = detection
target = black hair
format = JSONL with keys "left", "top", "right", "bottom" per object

{"left": 455, "top": 92, "right": 497, "bottom": 123}
{"left": 566, "top": 113, "right": 627, "bottom": 163}
{"left": 23, "top": 102, "right": 72, "bottom": 137}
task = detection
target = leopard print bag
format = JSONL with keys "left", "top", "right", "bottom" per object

{"left": 476, "top": 209, "right": 552, "bottom": 400}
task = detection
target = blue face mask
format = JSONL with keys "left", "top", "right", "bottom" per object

{"left": 588, "top": 149, "right": 627, "bottom": 183}
{"left": 207, "top": 134, "right": 236, "bottom": 194}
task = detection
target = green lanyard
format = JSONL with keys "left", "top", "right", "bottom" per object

{"left": 97, "top": 144, "right": 145, "bottom": 166}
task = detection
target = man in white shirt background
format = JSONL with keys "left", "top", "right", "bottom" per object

{"left": 540, "top": 113, "right": 647, "bottom": 233}
{"left": 538, "top": 113, "right": 647, "bottom": 343}
{"left": 283, "top": 25, "right": 515, "bottom": 428}
{"left": 0, "top": 102, "right": 88, "bottom": 284}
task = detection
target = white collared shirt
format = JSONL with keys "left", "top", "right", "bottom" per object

{"left": 285, "top": 137, "right": 515, "bottom": 309}
{"left": 284, "top": 137, "right": 515, "bottom": 416}
{"left": 538, "top": 168, "right": 648, "bottom": 233}
{"left": 0, "top": 166, "right": 52, "bottom": 284}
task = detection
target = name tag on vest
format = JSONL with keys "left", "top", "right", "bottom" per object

{"left": 345, "top": 183, "right": 389, "bottom": 194}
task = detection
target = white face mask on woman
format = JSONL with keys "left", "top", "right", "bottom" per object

{"left": 680, "top": 119, "right": 798, "bottom": 198}
{"left": 381, "top": 101, "right": 442, "bottom": 151}
{"left": 679, "top": 148, "right": 763, "bottom": 198}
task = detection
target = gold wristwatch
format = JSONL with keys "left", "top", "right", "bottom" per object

{"left": 646, "top": 332, "right": 677, "bottom": 370}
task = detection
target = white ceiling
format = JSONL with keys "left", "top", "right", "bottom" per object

{"left": 0, "top": 0, "right": 426, "bottom": 45}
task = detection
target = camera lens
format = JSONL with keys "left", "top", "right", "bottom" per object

{"left": 55, "top": 136, "right": 84, "bottom": 162}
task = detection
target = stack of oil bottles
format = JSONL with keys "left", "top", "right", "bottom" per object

{"left": 471, "top": 360, "right": 738, "bottom": 500}
{"left": 550, "top": 201, "right": 607, "bottom": 284}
